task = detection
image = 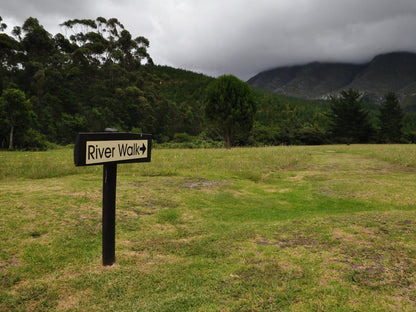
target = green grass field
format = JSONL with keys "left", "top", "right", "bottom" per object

{"left": 1, "top": 145, "right": 416, "bottom": 311}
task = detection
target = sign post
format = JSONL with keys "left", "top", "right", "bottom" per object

{"left": 74, "top": 131, "right": 151, "bottom": 266}
{"left": 102, "top": 162, "right": 117, "bottom": 265}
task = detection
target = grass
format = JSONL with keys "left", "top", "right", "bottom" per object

{"left": 1, "top": 145, "right": 416, "bottom": 311}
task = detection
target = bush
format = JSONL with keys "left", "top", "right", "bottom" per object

{"left": 154, "top": 138, "right": 225, "bottom": 149}
{"left": 403, "top": 131, "right": 416, "bottom": 143}
{"left": 173, "top": 132, "right": 192, "bottom": 143}
{"left": 250, "top": 123, "right": 280, "bottom": 146}
{"left": 19, "top": 128, "right": 49, "bottom": 150}
{"left": 295, "top": 127, "right": 327, "bottom": 145}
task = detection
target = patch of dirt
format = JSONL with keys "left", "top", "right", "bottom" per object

{"left": 332, "top": 227, "right": 376, "bottom": 248}
{"left": 56, "top": 294, "right": 80, "bottom": 310}
{"left": 255, "top": 233, "right": 320, "bottom": 249}
{"left": 183, "top": 178, "right": 225, "bottom": 189}
{"left": 0, "top": 255, "right": 20, "bottom": 270}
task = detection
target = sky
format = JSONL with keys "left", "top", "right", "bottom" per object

{"left": 2, "top": 0, "right": 416, "bottom": 80}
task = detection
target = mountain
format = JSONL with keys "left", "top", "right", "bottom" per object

{"left": 247, "top": 52, "right": 416, "bottom": 110}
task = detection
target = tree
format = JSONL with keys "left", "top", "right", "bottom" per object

{"left": 21, "top": 17, "right": 55, "bottom": 64}
{"left": 329, "top": 89, "right": 374, "bottom": 143}
{"left": 0, "top": 17, "right": 21, "bottom": 90}
{"left": 379, "top": 92, "right": 403, "bottom": 143}
{"left": 60, "top": 17, "right": 152, "bottom": 68}
{"left": 0, "top": 88, "right": 33, "bottom": 149}
{"left": 205, "top": 75, "right": 256, "bottom": 148}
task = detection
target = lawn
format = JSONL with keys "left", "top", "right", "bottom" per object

{"left": 1, "top": 145, "right": 416, "bottom": 311}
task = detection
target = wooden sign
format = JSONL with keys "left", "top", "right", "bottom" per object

{"left": 74, "top": 131, "right": 152, "bottom": 266}
{"left": 74, "top": 132, "right": 151, "bottom": 166}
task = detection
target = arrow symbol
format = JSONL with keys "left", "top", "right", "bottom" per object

{"left": 139, "top": 143, "right": 146, "bottom": 155}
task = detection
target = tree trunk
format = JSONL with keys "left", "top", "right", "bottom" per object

{"left": 9, "top": 124, "right": 14, "bottom": 150}
{"left": 225, "top": 132, "right": 231, "bottom": 149}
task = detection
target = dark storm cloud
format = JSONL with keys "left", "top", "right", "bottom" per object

{"left": 150, "top": 0, "right": 416, "bottom": 79}
{"left": 155, "top": 0, "right": 416, "bottom": 79}
{"left": 2, "top": 0, "right": 416, "bottom": 79}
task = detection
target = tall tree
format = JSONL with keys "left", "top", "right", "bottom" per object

{"left": 60, "top": 17, "right": 152, "bottom": 68}
{"left": 0, "top": 88, "right": 33, "bottom": 149}
{"left": 379, "top": 92, "right": 403, "bottom": 143}
{"left": 329, "top": 89, "right": 374, "bottom": 143}
{"left": 0, "top": 17, "right": 21, "bottom": 89}
{"left": 205, "top": 75, "right": 256, "bottom": 148}
{"left": 21, "top": 17, "right": 55, "bottom": 64}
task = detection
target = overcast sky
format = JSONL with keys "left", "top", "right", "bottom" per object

{"left": 2, "top": 0, "right": 416, "bottom": 80}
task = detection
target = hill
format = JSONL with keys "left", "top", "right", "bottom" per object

{"left": 248, "top": 52, "right": 416, "bottom": 110}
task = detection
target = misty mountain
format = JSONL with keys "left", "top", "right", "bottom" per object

{"left": 248, "top": 52, "right": 416, "bottom": 110}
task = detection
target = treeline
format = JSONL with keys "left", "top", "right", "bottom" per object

{"left": 252, "top": 89, "right": 416, "bottom": 146}
{"left": 0, "top": 17, "right": 212, "bottom": 149}
{"left": 1, "top": 17, "right": 415, "bottom": 149}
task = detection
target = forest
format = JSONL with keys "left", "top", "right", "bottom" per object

{"left": 1, "top": 17, "right": 416, "bottom": 150}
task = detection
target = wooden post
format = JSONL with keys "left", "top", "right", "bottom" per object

{"left": 102, "top": 163, "right": 117, "bottom": 266}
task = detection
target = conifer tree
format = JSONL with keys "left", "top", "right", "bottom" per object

{"left": 329, "top": 89, "right": 374, "bottom": 143}
{"left": 379, "top": 92, "right": 403, "bottom": 143}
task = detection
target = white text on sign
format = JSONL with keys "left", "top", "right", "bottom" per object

{"left": 86, "top": 140, "right": 148, "bottom": 165}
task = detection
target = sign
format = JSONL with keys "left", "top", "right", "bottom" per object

{"left": 85, "top": 140, "right": 148, "bottom": 165}
{"left": 73, "top": 131, "right": 152, "bottom": 266}
{"left": 74, "top": 132, "right": 151, "bottom": 166}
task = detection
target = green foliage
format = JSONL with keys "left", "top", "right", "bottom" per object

{"left": 0, "top": 88, "right": 35, "bottom": 149}
{"left": 155, "top": 133, "right": 225, "bottom": 149}
{"left": 19, "top": 128, "right": 48, "bottom": 150}
{"left": 250, "top": 121, "right": 281, "bottom": 146}
{"left": 295, "top": 126, "right": 327, "bottom": 145}
{"left": 252, "top": 89, "right": 330, "bottom": 145}
{"left": 0, "top": 16, "right": 415, "bottom": 149}
{"left": 0, "top": 17, "right": 209, "bottom": 148}
{"left": 328, "top": 89, "right": 375, "bottom": 143}
{"left": 379, "top": 92, "right": 404, "bottom": 143}
{"left": 173, "top": 132, "right": 192, "bottom": 143}
{"left": 205, "top": 75, "right": 256, "bottom": 148}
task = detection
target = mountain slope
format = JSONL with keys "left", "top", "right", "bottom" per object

{"left": 347, "top": 52, "right": 416, "bottom": 104}
{"left": 248, "top": 52, "right": 416, "bottom": 109}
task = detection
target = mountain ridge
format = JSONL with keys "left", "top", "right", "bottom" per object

{"left": 247, "top": 51, "right": 416, "bottom": 109}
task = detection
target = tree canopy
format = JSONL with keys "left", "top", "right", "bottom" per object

{"left": 205, "top": 75, "right": 256, "bottom": 148}
{"left": 0, "top": 17, "right": 177, "bottom": 148}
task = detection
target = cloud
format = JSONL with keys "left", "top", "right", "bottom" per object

{"left": 143, "top": 0, "right": 416, "bottom": 78}
{"left": 2, "top": 0, "right": 416, "bottom": 79}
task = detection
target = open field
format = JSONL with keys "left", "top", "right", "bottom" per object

{"left": 1, "top": 145, "right": 416, "bottom": 311}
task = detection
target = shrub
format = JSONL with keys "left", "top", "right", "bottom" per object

{"left": 173, "top": 132, "right": 192, "bottom": 143}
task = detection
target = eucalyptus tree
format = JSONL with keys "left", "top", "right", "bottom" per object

{"left": 60, "top": 17, "right": 152, "bottom": 68}
{"left": 0, "top": 17, "right": 21, "bottom": 89}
